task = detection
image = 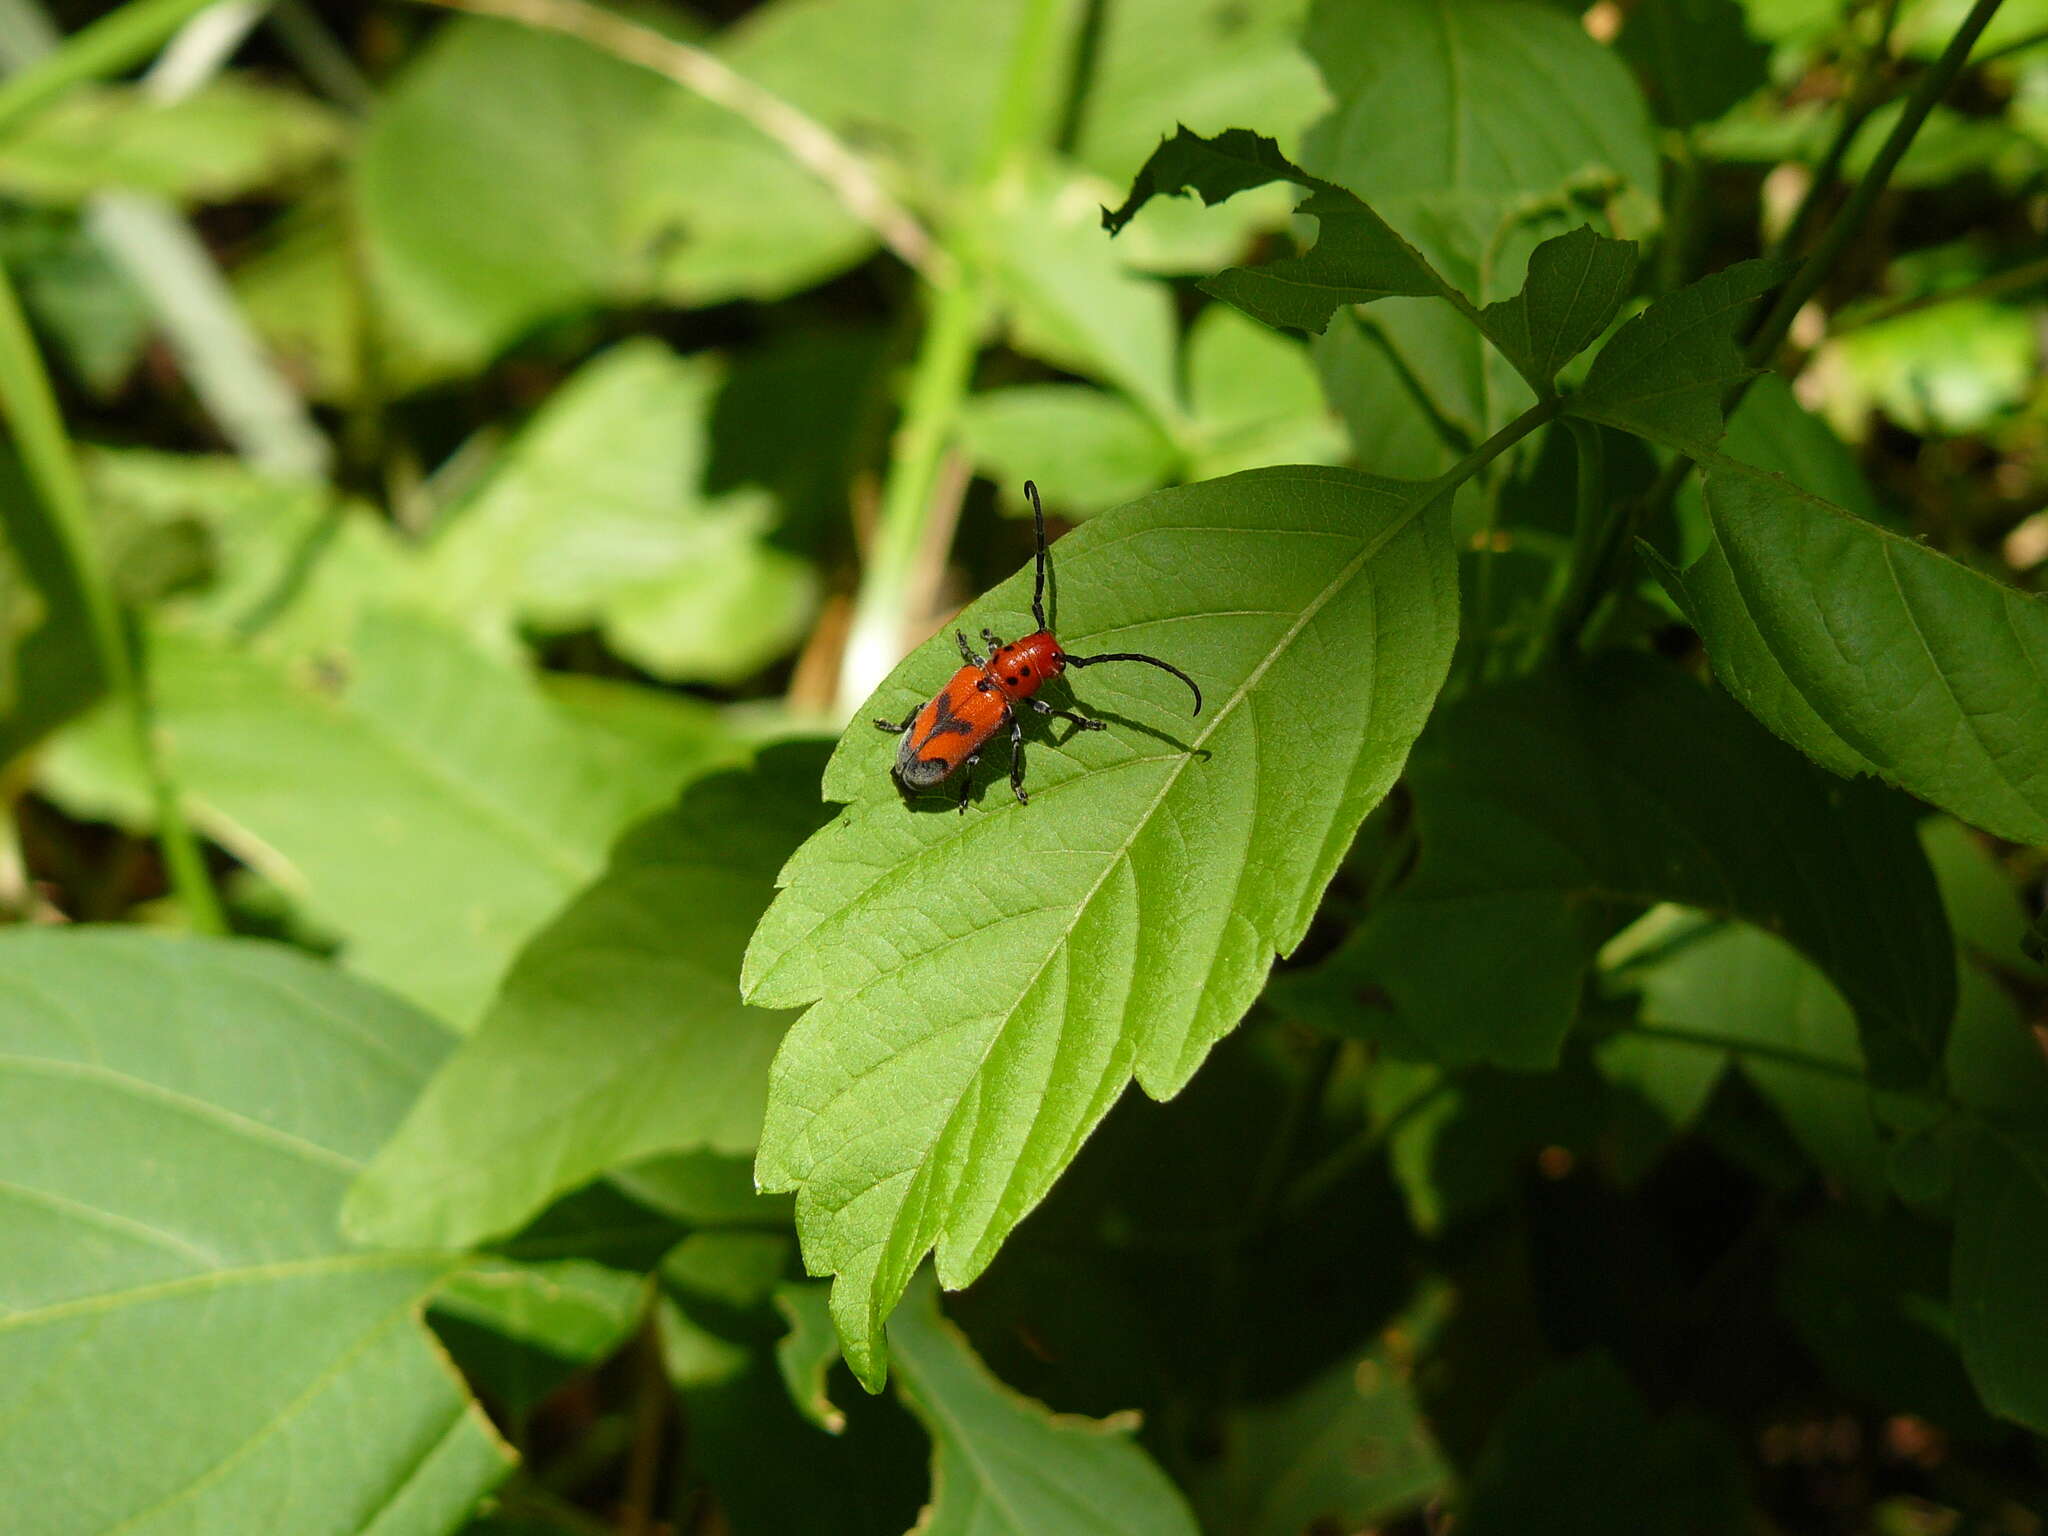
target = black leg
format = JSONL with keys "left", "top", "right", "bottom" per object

{"left": 981, "top": 627, "right": 1004, "bottom": 650}
{"left": 956, "top": 752, "right": 979, "bottom": 812}
{"left": 955, "top": 630, "right": 984, "bottom": 666}
{"left": 874, "top": 708, "right": 918, "bottom": 733}
{"left": 1028, "top": 698, "right": 1107, "bottom": 732}
{"left": 1009, "top": 715, "right": 1029, "bottom": 804}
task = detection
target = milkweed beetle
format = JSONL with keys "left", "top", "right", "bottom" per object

{"left": 875, "top": 480, "right": 1202, "bottom": 811}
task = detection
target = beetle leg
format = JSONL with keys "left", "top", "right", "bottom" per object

{"left": 1009, "top": 713, "right": 1029, "bottom": 804}
{"left": 981, "top": 627, "right": 1004, "bottom": 650}
{"left": 1029, "top": 698, "right": 1107, "bottom": 732}
{"left": 955, "top": 630, "right": 985, "bottom": 667}
{"left": 873, "top": 708, "right": 918, "bottom": 733}
{"left": 956, "top": 751, "right": 979, "bottom": 813}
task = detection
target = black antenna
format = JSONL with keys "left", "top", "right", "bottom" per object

{"left": 1024, "top": 479, "right": 1048, "bottom": 631}
{"left": 1065, "top": 650, "right": 1203, "bottom": 716}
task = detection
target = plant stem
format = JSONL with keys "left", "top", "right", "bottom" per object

{"left": 1617, "top": 1020, "right": 1879, "bottom": 1084}
{"left": 1541, "top": 418, "right": 1609, "bottom": 662}
{"left": 1829, "top": 251, "right": 2048, "bottom": 333}
{"left": 1570, "top": 0, "right": 2004, "bottom": 651}
{"left": 1746, "top": 0, "right": 2006, "bottom": 368}
{"left": 1766, "top": 0, "right": 1902, "bottom": 265}
{"left": 0, "top": 265, "right": 223, "bottom": 933}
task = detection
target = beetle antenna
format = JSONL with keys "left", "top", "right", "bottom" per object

{"left": 1064, "top": 651, "right": 1202, "bottom": 715}
{"left": 1024, "top": 479, "right": 1048, "bottom": 632}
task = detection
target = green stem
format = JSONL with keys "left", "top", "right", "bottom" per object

{"left": 0, "top": 264, "right": 223, "bottom": 932}
{"left": 1830, "top": 251, "right": 2048, "bottom": 333}
{"left": 1541, "top": 418, "right": 1609, "bottom": 662}
{"left": 833, "top": 0, "right": 1065, "bottom": 715}
{"left": 0, "top": 0, "right": 219, "bottom": 135}
{"left": 1617, "top": 1020, "right": 1883, "bottom": 1085}
{"left": 1747, "top": 0, "right": 2006, "bottom": 368}
{"left": 1767, "top": 0, "right": 1901, "bottom": 266}
{"left": 1572, "top": 0, "right": 2003, "bottom": 651}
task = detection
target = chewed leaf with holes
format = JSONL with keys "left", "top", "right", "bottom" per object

{"left": 0, "top": 928, "right": 509, "bottom": 1535}
{"left": 743, "top": 467, "right": 1460, "bottom": 1388}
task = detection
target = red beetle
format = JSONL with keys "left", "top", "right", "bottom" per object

{"left": 875, "top": 481, "right": 1202, "bottom": 811}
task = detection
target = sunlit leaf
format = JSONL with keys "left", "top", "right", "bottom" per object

{"left": 345, "top": 743, "right": 832, "bottom": 1250}
{"left": 889, "top": 1276, "right": 1199, "bottom": 1535}
{"left": 1182, "top": 302, "right": 1348, "bottom": 478}
{"left": 0, "top": 79, "right": 341, "bottom": 204}
{"left": 1652, "top": 466, "right": 2048, "bottom": 846}
{"left": 425, "top": 340, "right": 816, "bottom": 684}
{"left": 745, "top": 467, "right": 1460, "bottom": 1387}
{"left": 0, "top": 929, "right": 509, "bottom": 1532}
{"left": 1475, "top": 226, "right": 1638, "bottom": 390}
{"left": 960, "top": 385, "right": 1179, "bottom": 516}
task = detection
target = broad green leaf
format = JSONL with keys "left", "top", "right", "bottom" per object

{"left": 424, "top": 340, "right": 816, "bottom": 684}
{"left": 1618, "top": 0, "right": 1771, "bottom": 127}
{"left": 0, "top": 79, "right": 340, "bottom": 204}
{"left": 0, "top": 929, "right": 509, "bottom": 1533}
{"left": 977, "top": 170, "right": 1183, "bottom": 429}
{"left": 1309, "top": 309, "right": 1462, "bottom": 480}
{"left": 775, "top": 1281, "right": 848, "bottom": 1433}
{"left": 1182, "top": 302, "right": 1348, "bottom": 478}
{"left": 1822, "top": 299, "right": 2039, "bottom": 438}
{"left": 960, "top": 385, "right": 1179, "bottom": 516}
{"left": 889, "top": 1276, "right": 1199, "bottom": 1536}
{"left": 345, "top": 743, "right": 834, "bottom": 1250}
{"left": 1612, "top": 916, "right": 1888, "bottom": 1205}
{"left": 744, "top": 466, "right": 1460, "bottom": 1387}
{"left": 358, "top": 17, "right": 866, "bottom": 378}
{"left": 610, "top": 1149, "right": 792, "bottom": 1230}
{"left": 1300, "top": 0, "right": 1662, "bottom": 279}
{"left": 1475, "top": 226, "right": 1639, "bottom": 390}
{"left": 48, "top": 613, "right": 722, "bottom": 1026}
{"left": 430, "top": 1257, "right": 648, "bottom": 1418}
{"left": 1192, "top": 1316, "right": 1447, "bottom": 1536}
{"left": 1652, "top": 467, "right": 2048, "bottom": 846}
{"left": 1669, "top": 373, "right": 1887, "bottom": 564}
{"left": 1102, "top": 127, "right": 1454, "bottom": 332}
{"left": 1568, "top": 259, "right": 1785, "bottom": 455}
{"left": 1953, "top": 1125, "right": 2048, "bottom": 1433}
{"left": 1289, "top": 654, "right": 1954, "bottom": 1083}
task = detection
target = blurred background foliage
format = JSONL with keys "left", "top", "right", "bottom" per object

{"left": 1, "top": 0, "right": 2046, "bottom": 1531}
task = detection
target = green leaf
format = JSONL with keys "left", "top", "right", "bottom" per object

{"left": 0, "top": 928, "right": 509, "bottom": 1531}
{"left": 0, "top": 79, "right": 341, "bottom": 204}
{"left": 424, "top": 340, "right": 816, "bottom": 685}
{"left": 430, "top": 1256, "right": 648, "bottom": 1418}
{"left": 1652, "top": 466, "right": 2048, "bottom": 847}
{"left": 1300, "top": 0, "right": 1663, "bottom": 277}
{"left": 0, "top": 443, "right": 106, "bottom": 765}
{"left": 48, "top": 613, "right": 723, "bottom": 1026}
{"left": 889, "top": 1276, "right": 1199, "bottom": 1536}
{"left": 1475, "top": 226, "right": 1638, "bottom": 390}
{"left": 1192, "top": 1318, "right": 1447, "bottom": 1535}
{"left": 1182, "top": 303, "right": 1348, "bottom": 479}
{"left": 1288, "top": 654, "right": 1955, "bottom": 1083}
{"left": 775, "top": 1281, "right": 848, "bottom": 1434}
{"left": 1568, "top": 259, "right": 1785, "bottom": 454}
{"left": 744, "top": 466, "right": 1460, "bottom": 1388}
{"left": 1953, "top": 1125, "right": 2048, "bottom": 1433}
{"left": 344, "top": 743, "right": 833, "bottom": 1250}
{"left": 1612, "top": 917, "right": 1888, "bottom": 1205}
{"left": 358, "top": 17, "right": 867, "bottom": 378}
{"left": 1617, "top": 0, "right": 1771, "bottom": 128}
{"left": 977, "top": 170, "right": 1183, "bottom": 429}
{"left": 960, "top": 385, "right": 1180, "bottom": 516}
{"left": 1102, "top": 127, "right": 1455, "bottom": 332}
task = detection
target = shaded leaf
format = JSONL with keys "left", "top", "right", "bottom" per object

{"left": 1652, "top": 466, "right": 2048, "bottom": 846}
{"left": 1182, "top": 303, "right": 1348, "bottom": 478}
{"left": 1476, "top": 226, "right": 1638, "bottom": 390}
{"left": 430, "top": 1257, "right": 648, "bottom": 1419}
{"left": 0, "top": 929, "right": 509, "bottom": 1532}
{"left": 345, "top": 743, "right": 833, "bottom": 1250}
{"left": 1569, "top": 259, "right": 1786, "bottom": 455}
{"left": 0, "top": 444, "right": 105, "bottom": 764}
{"left": 1618, "top": 0, "right": 1771, "bottom": 128}
{"left": 744, "top": 466, "right": 1461, "bottom": 1387}
{"left": 889, "top": 1276, "right": 1198, "bottom": 1536}
{"left": 1953, "top": 1125, "right": 2048, "bottom": 1434}
{"left": 775, "top": 1281, "right": 848, "bottom": 1434}
{"left": 1285, "top": 655, "right": 1954, "bottom": 1084}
